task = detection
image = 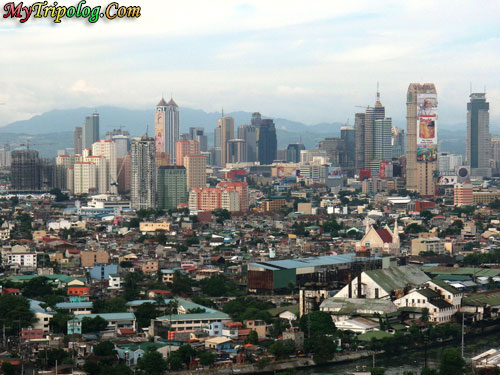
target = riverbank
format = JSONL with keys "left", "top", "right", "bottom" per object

{"left": 173, "top": 320, "right": 500, "bottom": 375}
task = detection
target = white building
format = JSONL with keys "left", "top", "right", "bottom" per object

{"left": 73, "top": 162, "right": 97, "bottom": 195}
{"left": 394, "top": 288, "right": 455, "bottom": 323}
{"left": 92, "top": 140, "right": 118, "bottom": 194}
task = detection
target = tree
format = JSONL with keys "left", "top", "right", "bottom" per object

{"left": 198, "top": 351, "right": 216, "bottom": 367}
{"left": 1, "top": 362, "right": 15, "bottom": 375}
{"left": 82, "top": 316, "right": 108, "bottom": 333}
{"left": 123, "top": 270, "right": 145, "bottom": 300}
{"left": 171, "top": 271, "right": 192, "bottom": 295}
{"left": 93, "top": 297, "right": 127, "bottom": 313}
{"left": 305, "top": 334, "right": 336, "bottom": 363}
{"left": 370, "top": 368, "right": 385, "bottom": 375}
{"left": 439, "top": 348, "right": 466, "bottom": 375}
{"left": 50, "top": 311, "right": 72, "bottom": 334}
{"left": 135, "top": 302, "right": 160, "bottom": 329}
{"left": 245, "top": 330, "right": 258, "bottom": 344}
{"left": 299, "top": 311, "right": 336, "bottom": 337}
{"left": 0, "top": 294, "right": 36, "bottom": 333}
{"left": 93, "top": 341, "right": 116, "bottom": 356}
{"left": 137, "top": 350, "right": 168, "bottom": 375}
{"left": 22, "top": 276, "right": 54, "bottom": 298}
{"left": 269, "top": 340, "right": 295, "bottom": 359}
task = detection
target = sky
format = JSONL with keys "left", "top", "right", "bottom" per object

{"left": 1, "top": 0, "right": 500, "bottom": 128}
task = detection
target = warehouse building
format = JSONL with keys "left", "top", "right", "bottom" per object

{"left": 247, "top": 253, "right": 382, "bottom": 293}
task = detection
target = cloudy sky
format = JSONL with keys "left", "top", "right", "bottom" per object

{"left": 1, "top": 0, "right": 500, "bottom": 128}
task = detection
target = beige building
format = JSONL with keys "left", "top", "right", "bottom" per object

{"left": 184, "top": 154, "right": 206, "bottom": 189}
{"left": 411, "top": 236, "right": 445, "bottom": 255}
{"left": 406, "top": 83, "right": 437, "bottom": 197}
{"left": 80, "top": 250, "right": 109, "bottom": 267}
{"left": 218, "top": 117, "right": 234, "bottom": 167}
{"left": 176, "top": 140, "right": 200, "bottom": 167}
{"left": 73, "top": 162, "right": 97, "bottom": 195}
{"left": 92, "top": 139, "right": 118, "bottom": 194}
{"left": 139, "top": 221, "right": 170, "bottom": 232}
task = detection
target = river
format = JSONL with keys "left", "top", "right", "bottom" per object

{"left": 297, "top": 330, "right": 500, "bottom": 374}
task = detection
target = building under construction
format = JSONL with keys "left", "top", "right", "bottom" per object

{"left": 247, "top": 253, "right": 382, "bottom": 294}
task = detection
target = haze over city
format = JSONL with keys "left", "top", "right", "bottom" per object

{"left": 1, "top": 0, "right": 500, "bottom": 127}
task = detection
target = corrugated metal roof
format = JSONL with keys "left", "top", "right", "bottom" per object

{"left": 251, "top": 253, "right": 379, "bottom": 270}
{"left": 365, "top": 265, "right": 430, "bottom": 293}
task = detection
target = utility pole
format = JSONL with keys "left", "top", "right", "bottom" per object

{"left": 461, "top": 312, "right": 465, "bottom": 358}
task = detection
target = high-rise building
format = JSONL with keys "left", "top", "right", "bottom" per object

{"left": 341, "top": 126, "right": 355, "bottom": 169}
{"left": 319, "top": 138, "right": 344, "bottom": 165}
{"left": 217, "top": 181, "right": 249, "bottom": 211}
{"left": 74, "top": 126, "right": 83, "bottom": 155}
{"left": 364, "top": 91, "right": 385, "bottom": 171}
{"left": 73, "top": 162, "right": 97, "bottom": 194}
{"left": 392, "top": 127, "right": 405, "bottom": 158}
{"left": 11, "top": 150, "right": 40, "bottom": 191}
{"left": 131, "top": 137, "right": 156, "bottom": 209}
{"left": 438, "top": 152, "right": 463, "bottom": 174}
{"left": 92, "top": 139, "right": 118, "bottom": 194}
{"left": 354, "top": 112, "right": 365, "bottom": 172}
{"left": 157, "top": 166, "right": 187, "bottom": 210}
{"left": 154, "top": 97, "right": 179, "bottom": 163}
{"left": 491, "top": 137, "right": 500, "bottom": 173}
{"left": 454, "top": 183, "right": 473, "bottom": 206}
{"left": 369, "top": 117, "right": 392, "bottom": 174}
{"left": 286, "top": 143, "right": 305, "bottom": 163}
{"left": 176, "top": 140, "right": 200, "bottom": 167}
{"left": 466, "top": 93, "right": 491, "bottom": 178}
{"left": 184, "top": 154, "right": 207, "bottom": 189}
{"left": 189, "top": 127, "right": 208, "bottom": 152}
{"left": 218, "top": 117, "right": 234, "bottom": 167}
{"left": 111, "top": 135, "right": 130, "bottom": 159}
{"left": 406, "top": 83, "right": 438, "bottom": 196}
{"left": 116, "top": 154, "right": 131, "bottom": 194}
{"left": 82, "top": 112, "right": 99, "bottom": 149}
{"left": 253, "top": 114, "right": 277, "bottom": 165}
{"left": 226, "top": 139, "right": 247, "bottom": 164}
{"left": 300, "top": 149, "right": 328, "bottom": 164}
{"left": 238, "top": 125, "right": 258, "bottom": 162}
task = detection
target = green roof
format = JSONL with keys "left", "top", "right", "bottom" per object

{"left": 268, "top": 304, "right": 300, "bottom": 316}
{"left": 422, "top": 266, "right": 500, "bottom": 278}
{"left": 365, "top": 265, "right": 430, "bottom": 293}
{"left": 7, "top": 274, "right": 86, "bottom": 285}
{"left": 157, "top": 311, "right": 230, "bottom": 321}
{"left": 320, "top": 298, "right": 397, "bottom": 315}
{"left": 463, "top": 291, "right": 500, "bottom": 307}
{"left": 357, "top": 330, "right": 393, "bottom": 342}
{"left": 429, "top": 279, "right": 461, "bottom": 295}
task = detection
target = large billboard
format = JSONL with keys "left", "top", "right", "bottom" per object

{"left": 379, "top": 162, "right": 393, "bottom": 178}
{"left": 327, "top": 166, "right": 342, "bottom": 179}
{"left": 437, "top": 176, "right": 457, "bottom": 185}
{"left": 417, "top": 93, "right": 437, "bottom": 162}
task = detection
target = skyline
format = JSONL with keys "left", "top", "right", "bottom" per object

{"left": 1, "top": 0, "right": 500, "bottom": 127}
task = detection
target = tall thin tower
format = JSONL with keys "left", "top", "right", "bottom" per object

{"left": 406, "top": 83, "right": 438, "bottom": 196}
{"left": 466, "top": 93, "right": 491, "bottom": 178}
{"left": 364, "top": 87, "right": 385, "bottom": 170}
{"left": 155, "top": 97, "right": 179, "bottom": 163}
{"left": 131, "top": 136, "right": 156, "bottom": 209}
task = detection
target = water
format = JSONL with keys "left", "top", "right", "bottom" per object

{"left": 297, "top": 330, "right": 500, "bottom": 374}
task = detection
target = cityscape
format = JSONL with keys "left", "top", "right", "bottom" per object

{"left": 3, "top": 2, "right": 500, "bottom": 375}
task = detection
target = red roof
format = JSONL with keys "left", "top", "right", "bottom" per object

{"left": 149, "top": 289, "right": 172, "bottom": 294}
{"left": 375, "top": 229, "right": 393, "bottom": 243}
{"left": 225, "top": 322, "right": 243, "bottom": 328}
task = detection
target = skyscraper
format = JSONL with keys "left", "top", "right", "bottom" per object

{"left": 364, "top": 91, "right": 385, "bottom": 171}
{"left": 74, "top": 126, "right": 83, "bottom": 155}
{"left": 189, "top": 127, "right": 207, "bottom": 152}
{"left": 131, "top": 137, "right": 156, "bottom": 209}
{"left": 218, "top": 117, "right": 234, "bottom": 167}
{"left": 466, "top": 93, "right": 491, "bottom": 177}
{"left": 319, "top": 137, "right": 344, "bottom": 165}
{"left": 92, "top": 139, "right": 118, "bottom": 194}
{"left": 226, "top": 139, "right": 247, "bottom": 164}
{"left": 155, "top": 97, "right": 179, "bottom": 163}
{"left": 354, "top": 112, "right": 365, "bottom": 172}
{"left": 391, "top": 127, "right": 405, "bottom": 158}
{"left": 253, "top": 113, "right": 277, "bottom": 165}
{"left": 406, "top": 83, "right": 438, "bottom": 196}
{"left": 238, "top": 125, "right": 258, "bottom": 162}
{"left": 370, "top": 117, "right": 392, "bottom": 174}
{"left": 82, "top": 112, "right": 99, "bottom": 149}
{"left": 286, "top": 143, "right": 305, "bottom": 163}
{"left": 184, "top": 154, "right": 207, "bottom": 189}
{"left": 157, "top": 166, "right": 187, "bottom": 210}
{"left": 340, "top": 126, "right": 355, "bottom": 169}
{"left": 176, "top": 140, "right": 200, "bottom": 167}
{"left": 11, "top": 150, "right": 40, "bottom": 191}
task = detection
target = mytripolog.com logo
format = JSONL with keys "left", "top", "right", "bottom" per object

{"left": 3, "top": 0, "right": 141, "bottom": 23}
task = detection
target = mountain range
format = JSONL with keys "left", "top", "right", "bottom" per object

{"left": 0, "top": 106, "right": 483, "bottom": 158}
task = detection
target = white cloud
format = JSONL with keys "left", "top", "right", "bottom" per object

{"left": 275, "top": 85, "right": 314, "bottom": 96}
{"left": 70, "top": 80, "right": 104, "bottom": 95}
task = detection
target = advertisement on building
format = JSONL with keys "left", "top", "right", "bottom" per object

{"left": 437, "top": 175, "right": 458, "bottom": 185}
{"left": 417, "top": 93, "right": 437, "bottom": 161}
{"left": 327, "top": 166, "right": 342, "bottom": 179}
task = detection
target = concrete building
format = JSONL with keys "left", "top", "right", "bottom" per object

{"left": 11, "top": 150, "right": 40, "bottom": 191}
{"left": 73, "top": 162, "right": 97, "bottom": 195}
{"left": 131, "top": 137, "right": 156, "bottom": 210}
{"left": 92, "top": 139, "right": 117, "bottom": 194}
{"left": 286, "top": 143, "right": 305, "bottom": 163}
{"left": 217, "top": 181, "right": 248, "bottom": 211}
{"left": 82, "top": 112, "right": 99, "bottom": 149}
{"left": 74, "top": 126, "right": 83, "bottom": 155}
{"left": 466, "top": 93, "right": 491, "bottom": 178}
{"left": 454, "top": 183, "right": 473, "bottom": 206}
{"left": 406, "top": 83, "right": 438, "bottom": 196}
{"left": 438, "top": 152, "right": 463, "bottom": 174}
{"left": 411, "top": 236, "right": 445, "bottom": 255}
{"left": 364, "top": 90, "right": 386, "bottom": 171}
{"left": 184, "top": 155, "right": 206, "bottom": 189}
{"left": 354, "top": 112, "right": 366, "bottom": 172}
{"left": 157, "top": 166, "right": 187, "bottom": 210}
{"left": 238, "top": 125, "right": 258, "bottom": 162}
{"left": 81, "top": 250, "right": 110, "bottom": 267}
{"left": 189, "top": 127, "right": 207, "bottom": 152}
{"left": 218, "top": 116, "right": 234, "bottom": 167}
{"left": 226, "top": 139, "right": 247, "bottom": 164}
{"left": 154, "top": 97, "right": 179, "bottom": 163}
{"left": 254, "top": 114, "right": 277, "bottom": 165}
{"left": 176, "top": 140, "right": 200, "bottom": 167}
